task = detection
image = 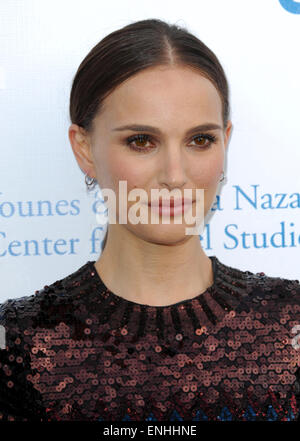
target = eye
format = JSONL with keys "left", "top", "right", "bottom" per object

{"left": 126, "top": 134, "right": 153, "bottom": 151}
{"left": 191, "top": 134, "right": 217, "bottom": 147}
{"left": 125, "top": 133, "right": 217, "bottom": 152}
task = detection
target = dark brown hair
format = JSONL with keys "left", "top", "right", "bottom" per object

{"left": 69, "top": 18, "right": 231, "bottom": 252}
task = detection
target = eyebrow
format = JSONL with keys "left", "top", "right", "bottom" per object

{"left": 112, "top": 123, "right": 223, "bottom": 135}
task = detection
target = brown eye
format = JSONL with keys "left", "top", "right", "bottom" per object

{"left": 134, "top": 135, "right": 149, "bottom": 147}
{"left": 194, "top": 136, "right": 207, "bottom": 146}
{"left": 191, "top": 134, "right": 217, "bottom": 149}
{"left": 125, "top": 133, "right": 217, "bottom": 153}
{"left": 126, "top": 134, "right": 153, "bottom": 152}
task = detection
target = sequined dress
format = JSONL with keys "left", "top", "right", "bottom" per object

{"left": 0, "top": 256, "right": 299, "bottom": 421}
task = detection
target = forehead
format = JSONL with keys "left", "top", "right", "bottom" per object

{"left": 95, "top": 66, "right": 223, "bottom": 130}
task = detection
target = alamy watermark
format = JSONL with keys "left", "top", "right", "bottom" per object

{"left": 0, "top": 324, "right": 5, "bottom": 349}
{"left": 291, "top": 325, "right": 300, "bottom": 350}
{"left": 94, "top": 181, "right": 205, "bottom": 235}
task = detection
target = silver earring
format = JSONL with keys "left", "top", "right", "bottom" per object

{"left": 85, "top": 173, "right": 96, "bottom": 187}
{"left": 220, "top": 171, "right": 226, "bottom": 183}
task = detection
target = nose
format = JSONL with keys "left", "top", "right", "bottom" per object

{"left": 158, "top": 146, "right": 188, "bottom": 190}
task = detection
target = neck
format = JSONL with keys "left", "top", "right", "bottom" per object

{"left": 94, "top": 224, "right": 213, "bottom": 307}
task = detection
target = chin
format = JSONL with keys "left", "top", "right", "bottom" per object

{"left": 129, "top": 224, "right": 198, "bottom": 246}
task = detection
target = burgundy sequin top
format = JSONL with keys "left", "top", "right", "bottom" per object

{"left": 0, "top": 255, "right": 300, "bottom": 421}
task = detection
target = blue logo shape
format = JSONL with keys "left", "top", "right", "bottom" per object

{"left": 279, "top": 0, "right": 300, "bottom": 14}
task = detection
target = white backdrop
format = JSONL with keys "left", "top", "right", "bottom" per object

{"left": 0, "top": 0, "right": 299, "bottom": 302}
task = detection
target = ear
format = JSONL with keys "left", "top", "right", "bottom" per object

{"left": 224, "top": 120, "right": 233, "bottom": 150}
{"left": 68, "top": 124, "right": 97, "bottom": 178}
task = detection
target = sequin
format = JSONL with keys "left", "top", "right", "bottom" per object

{"left": 0, "top": 255, "right": 299, "bottom": 421}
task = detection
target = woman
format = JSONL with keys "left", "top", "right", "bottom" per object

{"left": 0, "top": 18, "right": 299, "bottom": 422}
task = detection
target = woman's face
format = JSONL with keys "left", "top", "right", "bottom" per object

{"left": 70, "top": 65, "right": 232, "bottom": 245}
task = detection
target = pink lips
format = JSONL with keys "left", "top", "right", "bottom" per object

{"left": 148, "top": 198, "right": 193, "bottom": 207}
{"left": 146, "top": 198, "right": 195, "bottom": 217}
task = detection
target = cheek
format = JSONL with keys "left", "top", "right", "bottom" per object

{"left": 191, "top": 155, "right": 223, "bottom": 188}
{"left": 103, "top": 152, "right": 147, "bottom": 193}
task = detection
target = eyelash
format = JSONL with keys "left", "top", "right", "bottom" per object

{"left": 125, "top": 133, "right": 217, "bottom": 152}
